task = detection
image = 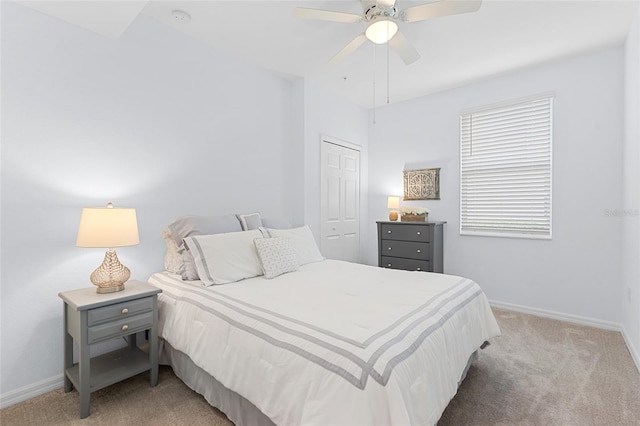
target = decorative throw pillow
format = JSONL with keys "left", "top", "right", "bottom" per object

{"left": 168, "top": 215, "right": 243, "bottom": 280}
{"left": 254, "top": 237, "right": 299, "bottom": 279}
{"left": 236, "top": 212, "right": 263, "bottom": 231}
{"left": 267, "top": 226, "right": 324, "bottom": 266}
{"left": 161, "top": 230, "right": 181, "bottom": 274}
{"left": 185, "top": 229, "right": 263, "bottom": 286}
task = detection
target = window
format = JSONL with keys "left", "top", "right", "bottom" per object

{"left": 460, "top": 94, "right": 553, "bottom": 239}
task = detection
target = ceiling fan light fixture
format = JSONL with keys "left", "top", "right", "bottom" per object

{"left": 365, "top": 19, "right": 398, "bottom": 44}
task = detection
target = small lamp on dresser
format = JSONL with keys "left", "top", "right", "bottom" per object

{"left": 76, "top": 202, "right": 140, "bottom": 293}
{"left": 387, "top": 196, "right": 400, "bottom": 221}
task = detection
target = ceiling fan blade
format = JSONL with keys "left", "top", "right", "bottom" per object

{"left": 294, "top": 7, "right": 362, "bottom": 23}
{"left": 388, "top": 31, "right": 421, "bottom": 65}
{"left": 329, "top": 34, "right": 368, "bottom": 64}
{"left": 401, "top": 0, "right": 482, "bottom": 23}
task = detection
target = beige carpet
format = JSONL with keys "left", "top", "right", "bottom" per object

{"left": 2, "top": 309, "right": 639, "bottom": 426}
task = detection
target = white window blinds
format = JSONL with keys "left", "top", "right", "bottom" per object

{"left": 460, "top": 94, "right": 553, "bottom": 239}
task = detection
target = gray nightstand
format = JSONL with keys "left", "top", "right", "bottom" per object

{"left": 59, "top": 280, "right": 162, "bottom": 418}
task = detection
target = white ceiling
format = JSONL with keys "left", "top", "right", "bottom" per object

{"left": 18, "top": 0, "right": 640, "bottom": 108}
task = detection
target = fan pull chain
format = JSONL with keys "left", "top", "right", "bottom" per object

{"left": 372, "top": 43, "right": 376, "bottom": 124}
{"left": 387, "top": 21, "right": 390, "bottom": 104}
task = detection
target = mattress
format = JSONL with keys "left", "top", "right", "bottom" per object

{"left": 149, "top": 259, "right": 500, "bottom": 425}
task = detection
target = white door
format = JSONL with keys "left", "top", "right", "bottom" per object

{"left": 320, "top": 139, "right": 360, "bottom": 262}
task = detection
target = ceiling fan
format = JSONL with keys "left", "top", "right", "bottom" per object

{"left": 294, "top": 0, "right": 482, "bottom": 65}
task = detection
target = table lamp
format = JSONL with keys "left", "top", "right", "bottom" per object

{"left": 76, "top": 202, "right": 139, "bottom": 293}
{"left": 387, "top": 196, "right": 400, "bottom": 221}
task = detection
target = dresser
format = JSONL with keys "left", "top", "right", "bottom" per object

{"left": 59, "top": 280, "right": 162, "bottom": 418}
{"left": 377, "top": 221, "right": 445, "bottom": 273}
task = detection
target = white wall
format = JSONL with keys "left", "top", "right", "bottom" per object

{"left": 367, "top": 48, "right": 625, "bottom": 324}
{"left": 301, "top": 79, "right": 370, "bottom": 261}
{"left": 0, "top": 2, "right": 302, "bottom": 398}
{"left": 622, "top": 9, "right": 640, "bottom": 368}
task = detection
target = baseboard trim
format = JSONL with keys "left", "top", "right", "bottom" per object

{"left": 621, "top": 327, "right": 640, "bottom": 374}
{"left": 489, "top": 299, "right": 640, "bottom": 375}
{"left": 489, "top": 299, "right": 623, "bottom": 332}
{"left": 0, "top": 374, "right": 63, "bottom": 409}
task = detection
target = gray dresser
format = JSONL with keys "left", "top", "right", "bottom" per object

{"left": 377, "top": 221, "right": 445, "bottom": 273}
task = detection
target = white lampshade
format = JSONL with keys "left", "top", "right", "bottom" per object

{"left": 365, "top": 19, "right": 398, "bottom": 44}
{"left": 76, "top": 204, "right": 139, "bottom": 248}
{"left": 387, "top": 196, "right": 400, "bottom": 209}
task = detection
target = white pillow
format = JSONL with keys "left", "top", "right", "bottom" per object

{"left": 254, "top": 237, "right": 299, "bottom": 279}
{"left": 267, "top": 226, "right": 324, "bottom": 266}
{"left": 168, "top": 214, "right": 242, "bottom": 280}
{"left": 185, "top": 229, "right": 263, "bottom": 285}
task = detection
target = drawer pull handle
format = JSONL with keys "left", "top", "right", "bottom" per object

{"left": 417, "top": 249, "right": 421, "bottom": 253}
{"left": 417, "top": 231, "right": 421, "bottom": 235}
{"left": 121, "top": 308, "right": 129, "bottom": 315}
{"left": 387, "top": 247, "right": 392, "bottom": 251}
{"left": 417, "top": 268, "right": 422, "bottom": 271}
{"left": 122, "top": 325, "right": 129, "bottom": 331}
{"left": 387, "top": 264, "right": 392, "bottom": 267}
{"left": 387, "top": 230, "right": 392, "bottom": 234}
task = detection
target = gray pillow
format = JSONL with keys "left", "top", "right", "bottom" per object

{"left": 168, "top": 214, "right": 242, "bottom": 280}
{"left": 236, "top": 212, "right": 263, "bottom": 230}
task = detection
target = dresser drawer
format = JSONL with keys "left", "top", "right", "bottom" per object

{"left": 88, "top": 312, "right": 154, "bottom": 344}
{"left": 381, "top": 240, "right": 431, "bottom": 261}
{"left": 380, "top": 224, "right": 430, "bottom": 242}
{"left": 381, "top": 256, "right": 430, "bottom": 272}
{"left": 88, "top": 297, "right": 153, "bottom": 326}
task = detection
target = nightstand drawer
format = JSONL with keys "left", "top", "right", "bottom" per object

{"left": 381, "top": 240, "right": 430, "bottom": 261}
{"left": 381, "top": 256, "right": 430, "bottom": 272}
{"left": 380, "top": 224, "right": 430, "bottom": 242}
{"left": 88, "top": 312, "right": 153, "bottom": 344}
{"left": 88, "top": 297, "right": 153, "bottom": 326}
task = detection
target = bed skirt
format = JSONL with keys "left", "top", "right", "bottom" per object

{"left": 159, "top": 339, "right": 276, "bottom": 426}
{"left": 160, "top": 338, "right": 479, "bottom": 426}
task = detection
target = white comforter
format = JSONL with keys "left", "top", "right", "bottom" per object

{"left": 149, "top": 260, "right": 500, "bottom": 426}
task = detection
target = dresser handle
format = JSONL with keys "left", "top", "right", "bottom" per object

{"left": 417, "top": 268, "right": 422, "bottom": 271}
{"left": 417, "top": 249, "right": 421, "bottom": 253}
{"left": 121, "top": 325, "right": 129, "bottom": 331}
{"left": 417, "top": 231, "right": 421, "bottom": 235}
{"left": 387, "top": 247, "right": 392, "bottom": 251}
{"left": 121, "top": 308, "right": 129, "bottom": 315}
{"left": 387, "top": 230, "right": 392, "bottom": 234}
{"left": 387, "top": 263, "right": 392, "bottom": 267}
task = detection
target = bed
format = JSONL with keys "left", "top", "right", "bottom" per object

{"left": 150, "top": 214, "right": 501, "bottom": 425}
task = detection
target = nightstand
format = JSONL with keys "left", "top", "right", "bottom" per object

{"left": 59, "top": 280, "right": 162, "bottom": 418}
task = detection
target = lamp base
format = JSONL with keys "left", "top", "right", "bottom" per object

{"left": 96, "top": 284, "right": 125, "bottom": 294}
{"left": 90, "top": 249, "right": 130, "bottom": 293}
{"left": 389, "top": 211, "right": 398, "bottom": 221}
